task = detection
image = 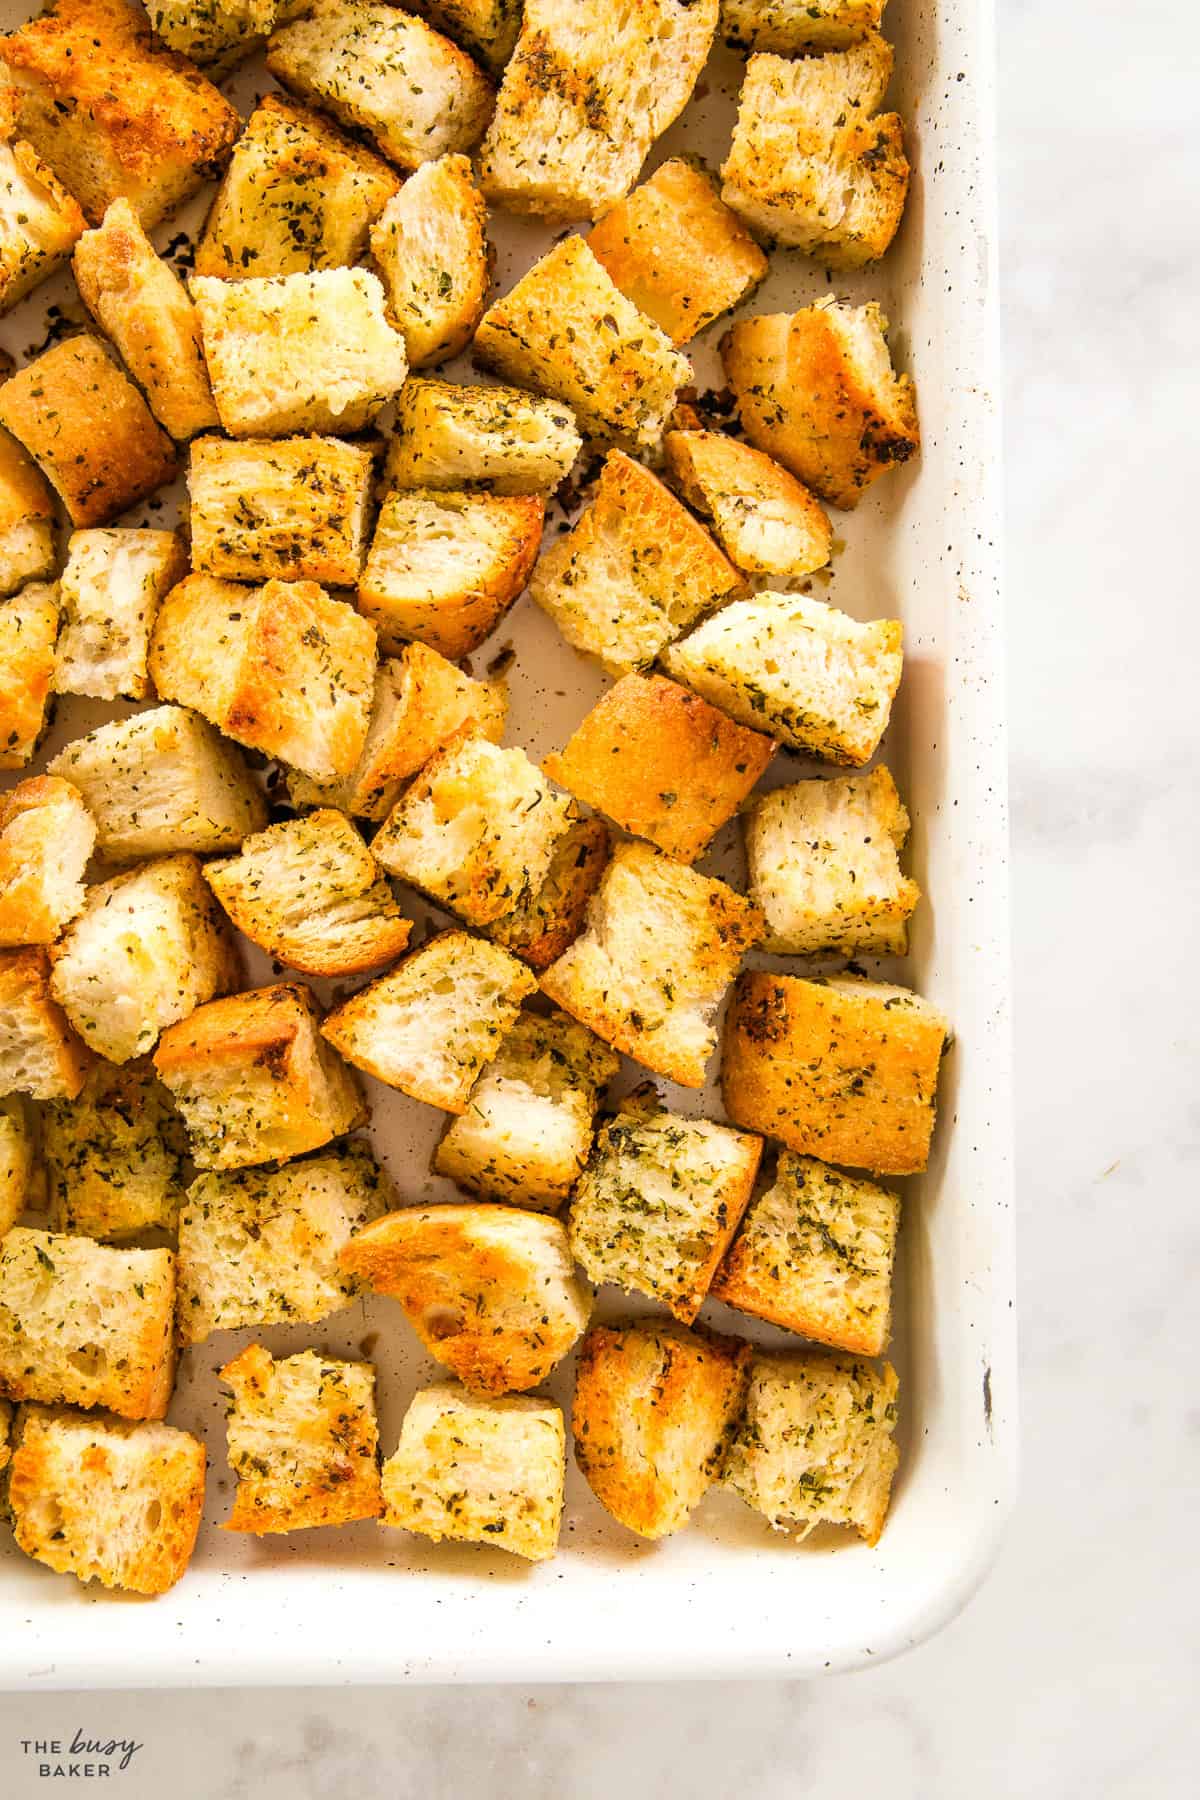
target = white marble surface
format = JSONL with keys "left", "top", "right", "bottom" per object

{"left": 4, "top": 0, "right": 1199, "bottom": 1791}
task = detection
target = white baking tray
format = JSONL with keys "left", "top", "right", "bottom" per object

{"left": 0, "top": 0, "right": 1014, "bottom": 1686}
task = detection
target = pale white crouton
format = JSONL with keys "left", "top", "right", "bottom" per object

{"left": 407, "top": 0, "right": 521, "bottom": 74}
{"left": 0, "top": 948, "right": 93, "bottom": 1101}
{"left": 663, "top": 429, "right": 832, "bottom": 579}
{"left": 0, "top": 429, "right": 56, "bottom": 599}
{"left": 0, "top": 777, "right": 95, "bottom": 949}
{"left": 43, "top": 1060, "right": 187, "bottom": 1242}
{"left": 0, "top": 107, "right": 86, "bottom": 314}
{"left": 722, "top": 0, "right": 887, "bottom": 52}
{"left": 0, "top": 582, "right": 58, "bottom": 770}
{"left": 188, "top": 435, "right": 375, "bottom": 587}
{"left": 385, "top": 378, "right": 580, "bottom": 495}
{"left": 485, "top": 814, "right": 610, "bottom": 973}
{"left": 0, "top": 1095, "right": 41, "bottom": 1238}
{"left": 54, "top": 528, "right": 187, "bottom": 702}
{"left": 370, "top": 154, "right": 490, "bottom": 369}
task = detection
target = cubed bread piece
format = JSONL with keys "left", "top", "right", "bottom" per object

{"left": 478, "top": 0, "right": 718, "bottom": 222}
{"left": 0, "top": 0, "right": 240, "bottom": 229}
{"left": 485, "top": 815, "right": 610, "bottom": 972}
{"left": 540, "top": 841, "right": 762, "bottom": 1088}
{"left": 195, "top": 94, "right": 400, "bottom": 280}
{"left": 48, "top": 705, "right": 268, "bottom": 860}
{"left": 149, "top": 575, "right": 377, "bottom": 783}
{"left": 49, "top": 854, "right": 240, "bottom": 1064}
{"left": 723, "top": 1349, "right": 898, "bottom": 1543}
{"left": 386, "top": 379, "right": 580, "bottom": 495}
{"left": 663, "top": 429, "right": 832, "bottom": 578}
{"left": 176, "top": 1139, "right": 391, "bottom": 1341}
{"left": 188, "top": 435, "right": 375, "bottom": 586}
{"left": 0, "top": 429, "right": 56, "bottom": 598}
{"left": 321, "top": 932, "right": 535, "bottom": 1111}
{"left": 0, "top": 582, "right": 58, "bottom": 770}
{"left": 434, "top": 1009, "right": 618, "bottom": 1209}
{"left": 722, "top": 0, "right": 887, "bottom": 52}
{"left": 713, "top": 1152, "right": 899, "bottom": 1354}
{"left": 145, "top": 0, "right": 280, "bottom": 70}
{"left": 722, "top": 300, "right": 919, "bottom": 507}
{"left": 0, "top": 114, "right": 86, "bottom": 313}
{"left": 204, "top": 810, "right": 412, "bottom": 978}
{"left": 529, "top": 450, "right": 741, "bottom": 677}
{"left": 341, "top": 1202, "right": 590, "bottom": 1393}
{"left": 220, "top": 1343, "right": 383, "bottom": 1533}
{"left": 73, "top": 199, "right": 219, "bottom": 440}
{"left": 0, "top": 777, "right": 95, "bottom": 948}
{"left": 475, "top": 237, "right": 691, "bottom": 448}
{"left": 290, "top": 645, "right": 507, "bottom": 822}
{"left": 370, "top": 154, "right": 490, "bottom": 369}
{"left": 568, "top": 1092, "right": 762, "bottom": 1321}
{"left": 54, "top": 528, "right": 187, "bottom": 701}
{"left": 373, "top": 733, "right": 574, "bottom": 925}
{"left": 545, "top": 674, "right": 774, "bottom": 865}
{"left": 406, "top": 0, "right": 521, "bottom": 74}
{"left": 43, "top": 1060, "right": 187, "bottom": 1242}
{"left": 744, "top": 766, "right": 919, "bottom": 954}
{"left": 723, "top": 972, "right": 949, "bottom": 1174}
{"left": 360, "top": 487, "right": 543, "bottom": 659}
{"left": 0, "top": 336, "right": 177, "bottom": 527}
{"left": 663, "top": 592, "right": 902, "bottom": 765}
{"left": 0, "top": 1227, "right": 174, "bottom": 1416}
{"left": 588, "top": 158, "right": 767, "bottom": 348}
{"left": 0, "top": 1095, "right": 41, "bottom": 1238}
{"left": 191, "top": 268, "right": 409, "bottom": 439}
{"left": 267, "top": 0, "right": 494, "bottom": 170}
{"left": 721, "top": 38, "right": 908, "bottom": 266}
{"left": 153, "top": 983, "right": 367, "bottom": 1171}
{"left": 382, "top": 1382, "right": 564, "bottom": 1559}
{"left": 0, "top": 948, "right": 93, "bottom": 1101}
{"left": 572, "top": 1320, "right": 751, "bottom": 1537}
{"left": 9, "top": 1409, "right": 205, "bottom": 1593}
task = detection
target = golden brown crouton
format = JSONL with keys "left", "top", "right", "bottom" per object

{"left": 663, "top": 428, "right": 833, "bottom": 578}
{"left": 0, "top": 429, "right": 56, "bottom": 599}
{"left": 0, "top": 1094, "right": 41, "bottom": 1238}
{"left": 43, "top": 1060, "right": 187, "bottom": 1242}
{"left": 145, "top": 0, "right": 281, "bottom": 70}
{"left": 0, "top": 582, "right": 58, "bottom": 771}
{"left": 0, "top": 109, "right": 86, "bottom": 314}
{"left": 722, "top": 299, "right": 919, "bottom": 507}
{"left": 370, "top": 154, "right": 490, "bottom": 369}
{"left": 572, "top": 1321, "right": 751, "bottom": 1537}
{"left": 407, "top": 0, "right": 521, "bottom": 74}
{"left": 188, "top": 435, "right": 375, "bottom": 587}
{"left": 722, "top": 0, "right": 887, "bottom": 52}
{"left": 153, "top": 983, "right": 367, "bottom": 1171}
{"left": 485, "top": 815, "right": 610, "bottom": 973}
{"left": 540, "top": 841, "right": 762, "bottom": 1088}
{"left": 220, "top": 1343, "right": 383, "bottom": 1534}
{"left": 341, "top": 1202, "right": 590, "bottom": 1394}
{"left": 0, "top": 947, "right": 93, "bottom": 1101}
{"left": 385, "top": 379, "right": 581, "bottom": 495}
{"left": 54, "top": 528, "right": 188, "bottom": 702}
{"left": 723, "top": 972, "right": 949, "bottom": 1174}
{"left": 0, "top": 777, "right": 95, "bottom": 948}
{"left": 588, "top": 158, "right": 768, "bottom": 347}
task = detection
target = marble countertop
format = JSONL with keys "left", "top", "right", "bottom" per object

{"left": 4, "top": 0, "right": 1198, "bottom": 1792}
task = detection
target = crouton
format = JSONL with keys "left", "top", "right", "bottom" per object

{"left": 0, "top": 336, "right": 177, "bottom": 527}
{"left": 321, "top": 932, "right": 535, "bottom": 1112}
{"left": 0, "top": 582, "right": 58, "bottom": 771}
{"left": 0, "top": 0, "right": 240, "bottom": 229}
{"left": 289, "top": 645, "right": 507, "bottom": 821}
{"left": 148, "top": 574, "right": 377, "bottom": 783}
{"left": 528, "top": 450, "right": 742, "bottom": 677}
{"left": 195, "top": 94, "right": 400, "bottom": 281}
{"left": 373, "top": 733, "right": 574, "bottom": 925}
{"left": 540, "top": 841, "right": 762, "bottom": 1088}
{"left": 48, "top": 854, "right": 240, "bottom": 1064}
{"left": 0, "top": 948, "right": 93, "bottom": 1101}
{"left": 145, "top": 0, "right": 280, "bottom": 70}
{"left": 188, "top": 435, "right": 375, "bottom": 587}
{"left": 220, "top": 1343, "right": 383, "bottom": 1533}
{"left": 406, "top": 0, "right": 521, "bottom": 75}
{"left": 54, "top": 528, "right": 187, "bottom": 702}
{"left": 475, "top": 236, "right": 691, "bottom": 448}
{"left": 386, "top": 379, "right": 580, "bottom": 496}
{"left": 713, "top": 1152, "right": 899, "bottom": 1354}
{"left": 485, "top": 815, "right": 610, "bottom": 972}
{"left": 0, "top": 1227, "right": 174, "bottom": 1417}
{"left": 9, "top": 1408, "right": 205, "bottom": 1593}
{"left": 588, "top": 159, "right": 767, "bottom": 348}
{"left": 663, "top": 429, "right": 833, "bottom": 578}
{"left": 191, "top": 268, "right": 409, "bottom": 439}
{"left": 723, "top": 972, "right": 949, "bottom": 1174}
{"left": 0, "top": 1397, "right": 9, "bottom": 1470}
{"left": 722, "top": 299, "right": 919, "bottom": 507}
{"left": 478, "top": 0, "right": 718, "bottom": 221}
{"left": 722, "top": 0, "right": 887, "bottom": 52}
{"left": 663, "top": 592, "right": 902, "bottom": 765}
{"left": 568, "top": 1092, "right": 762, "bottom": 1321}
{"left": 205, "top": 811, "right": 412, "bottom": 978}
{"left": 370, "top": 154, "right": 490, "bottom": 369}
{"left": 0, "top": 1095, "right": 40, "bottom": 1238}
{"left": 176, "top": 1139, "right": 391, "bottom": 1341}
{"left": 433, "top": 1009, "right": 618, "bottom": 1210}
{"left": 267, "top": 0, "right": 495, "bottom": 171}
{"left": 153, "top": 983, "right": 367, "bottom": 1171}
{"left": 0, "top": 430, "right": 56, "bottom": 599}
{"left": 544, "top": 674, "right": 775, "bottom": 865}
{"left": 360, "top": 487, "right": 543, "bottom": 659}
{"left": 572, "top": 1320, "right": 751, "bottom": 1537}
{"left": 0, "top": 777, "right": 95, "bottom": 948}
{"left": 43, "top": 1060, "right": 187, "bottom": 1242}
{"left": 744, "top": 766, "right": 919, "bottom": 954}
{"left": 381, "top": 1382, "right": 565, "bottom": 1561}
{"left": 722, "top": 1349, "right": 898, "bottom": 1544}
{"left": 0, "top": 109, "right": 86, "bottom": 314}
{"left": 48, "top": 705, "right": 268, "bottom": 861}
{"left": 73, "top": 200, "right": 219, "bottom": 440}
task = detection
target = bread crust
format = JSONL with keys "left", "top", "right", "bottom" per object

{"left": 663, "top": 428, "right": 832, "bottom": 578}
{"left": 0, "top": 429, "right": 56, "bottom": 598}
{"left": 0, "top": 125, "right": 86, "bottom": 315}
{"left": 407, "top": 0, "right": 522, "bottom": 75}
{"left": 0, "top": 583, "right": 58, "bottom": 770}
{"left": 188, "top": 434, "right": 375, "bottom": 586}
{"left": 385, "top": 377, "right": 581, "bottom": 495}
{"left": 0, "top": 776, "right": 94, "bottom": 947}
